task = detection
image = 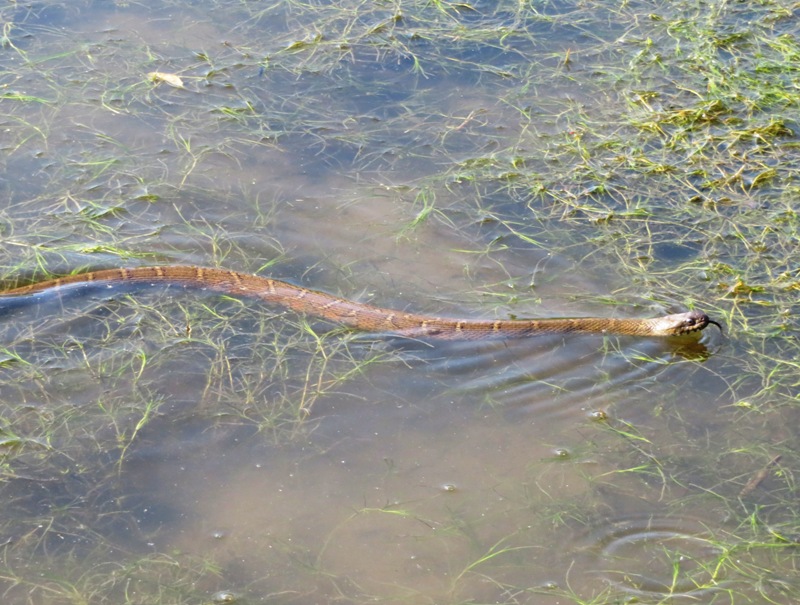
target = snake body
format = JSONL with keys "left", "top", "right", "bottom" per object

{"left": 0, "top": 266, "right": 718, "bottom": 339}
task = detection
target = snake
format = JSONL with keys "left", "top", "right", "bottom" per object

{"left": 0, "top": 265, "right": 720, "bottom": 339}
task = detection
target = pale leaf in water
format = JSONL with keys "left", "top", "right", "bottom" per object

{"left": 148, "top": 71, "right": 184, "bottom": 88}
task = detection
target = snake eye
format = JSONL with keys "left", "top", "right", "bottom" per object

{"left": 682, "top": 310, "right": 708, "bottom": 333}
{"left": 682, "top": 310, "right": 723, "bottom": 334}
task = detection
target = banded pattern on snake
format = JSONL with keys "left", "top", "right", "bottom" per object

{"left": 0, "top": 266, "right": 720, "bottom": 339}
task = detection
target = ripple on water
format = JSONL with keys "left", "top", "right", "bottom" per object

{"left": 584, "top": 514, "right": 726, "bottom": 599}
{"left": 386, "top": 332, "right": 712, "bottom": 421}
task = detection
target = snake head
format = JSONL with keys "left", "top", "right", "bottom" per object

{"left": 664, "top": 310, "right": 723, "bottom": 335}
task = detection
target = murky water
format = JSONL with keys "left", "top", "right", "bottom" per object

{"left": 0, "top": 2, "right": 796, "bottom": 604}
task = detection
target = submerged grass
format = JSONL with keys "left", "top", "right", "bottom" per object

{"left": 0, "top": 0, "right": 798, "bottom": 603}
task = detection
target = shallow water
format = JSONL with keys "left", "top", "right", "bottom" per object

{"left": 0, "top": 1, "right": 796, "bottom": 605}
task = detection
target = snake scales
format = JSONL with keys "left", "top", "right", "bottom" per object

{"left": 0, "top": 266, "right": 720, "bottom": 339}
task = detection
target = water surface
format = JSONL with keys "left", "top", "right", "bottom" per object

{"left": 0, "top": 1, "right": 796, "bottom": 604}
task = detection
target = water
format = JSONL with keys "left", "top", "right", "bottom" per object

{"left": 0, "top": 1, "right": 796, "bottom": 604}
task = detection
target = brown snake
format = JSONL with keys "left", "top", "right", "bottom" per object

{"left": 0, "top": 266, "right": 720, "bottom": 339}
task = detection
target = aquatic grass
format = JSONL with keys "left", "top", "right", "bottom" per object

{"left": 525, "top": 464, "right": 799, "bottom": 605}
{"left": 0, "top": 278, "right": 398, "bottom": 601}
{"left": 0, "top": 0, "right": 798, "bottom": 603}
{"left": 0, "top": 549, "right": 224, "bottom": 605}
